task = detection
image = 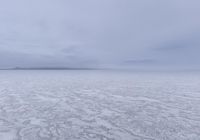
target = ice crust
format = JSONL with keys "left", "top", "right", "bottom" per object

{"left": 0, "top": 71, "right": 200, "bottom": 140}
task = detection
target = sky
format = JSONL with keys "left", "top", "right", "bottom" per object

{"left": 0, "top": 0, "right": 200, "bottom": 69}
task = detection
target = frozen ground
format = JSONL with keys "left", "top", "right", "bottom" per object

{"left": 0, "top": 70, "right": 200, "bottom": 140}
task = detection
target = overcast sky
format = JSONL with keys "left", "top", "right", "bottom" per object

{"left": 0, "top": 0, "right": 200, "bottom": 69}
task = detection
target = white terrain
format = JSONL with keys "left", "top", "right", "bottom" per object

{"left": 0, "top": 70, "right": 199, "bottom": 140}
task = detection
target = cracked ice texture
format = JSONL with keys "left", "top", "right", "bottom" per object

{"left": 0, "top": 70, "right": 200, "bottom": 140}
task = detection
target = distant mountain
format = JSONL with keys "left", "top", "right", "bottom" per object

{"left": 0, "top": 67, "right": 100, "bottom": 70}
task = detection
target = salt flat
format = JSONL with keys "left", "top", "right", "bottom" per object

{"left": 0, "top": 70, "right": 200, "bottom": 140}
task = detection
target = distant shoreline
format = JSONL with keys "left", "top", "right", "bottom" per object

{"left": 0, "top": 67, "right": 103, "bottom": 70}
{"left": 1, "top": 67, "right": 200, "bottom": 73}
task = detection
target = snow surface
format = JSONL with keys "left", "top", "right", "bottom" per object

{"left": 0, "top": 70, "right": 200, "bottom": 140}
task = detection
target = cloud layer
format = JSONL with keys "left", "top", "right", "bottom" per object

{"left": 0, "top": 0, "right": 200, "bottom": 69}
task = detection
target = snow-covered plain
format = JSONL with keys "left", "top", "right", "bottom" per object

{"left": 0, "top": 70, "right": 200, "bottom": 140}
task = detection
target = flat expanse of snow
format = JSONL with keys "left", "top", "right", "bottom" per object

{"left": 0, "top": 70, "right": 200, "bottom": 140}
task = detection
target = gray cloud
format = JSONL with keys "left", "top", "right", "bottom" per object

{"left": 0, "top": 0, "right": 200, "bottom": 69}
